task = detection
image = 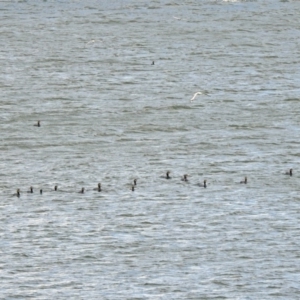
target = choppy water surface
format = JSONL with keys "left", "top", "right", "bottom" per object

{"left": 1, "top": 0, "right": 300, "bottom": 298}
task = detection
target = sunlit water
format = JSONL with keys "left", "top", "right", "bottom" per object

{"left": 1, "top": 0, "right": 300, "bottom": 298}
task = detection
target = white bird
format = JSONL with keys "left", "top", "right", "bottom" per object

{"left": 190, "top": 91, "right": 204, "bottom": 102}
{"left": 173, "top": 16, "right": 187, "bottom": 21}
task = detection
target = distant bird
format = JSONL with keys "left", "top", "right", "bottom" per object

{"left": 86, "top": 39, "right": 95, "bottom": 45}
{"left": 198, "top": 180, "right": 207, "bottom": 188}
{"left": 240, "top": 177, "right": 247, "bottom": 184}
{"left": 131, "top": 185, "right": 135, "bottom": 191}
{"left": 162, "top": 171, "right": 172, "bottom": 179}
{"left": 27, "top": 186, "right": 33, "bottom": 193}
{"left": 133, "top": 179, "right": 137, "bottom": 186}
{"left": 173, "top": 16, "right": 187, "bottom": 21}
{"left": 79, "top": 187, "right": 85, "bottom": 194}
{"left": 151, "top": 61, "right": 155, "bottom": 65}
{"left": 93, "top": 183, "right": 101, "bottom": 192}
{"left": 40, "top": 189, "right": 43, "bottom": 195}
{"left": 190, "top": 92, "right": 204, "bottom": 102}
{"left": 285, "top": 169, "right": 293, "bottom": 176}
{"left": 13, "top": 189, "right": 20, "bottom": 197}
{"left": 34, "top": 120, "right": 41, "bottom": 127}
{"left": 54, "top": 185, "right": 58, "bottom": 191}
{"left": 181, "top": 174, "right": 188, "bottom": 182}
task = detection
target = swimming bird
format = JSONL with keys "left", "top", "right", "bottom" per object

{"left": 198, "top": 180, "right": 207, "bottom": 188}
{"left": 93, "top": 183, "right": 101, "bottom": 192}
{"left": 181, "top": 174, "right": 188, "bottom": 182}
{"left": 190, "top": 92, "right": 204, "bottom": 102}
{"left": 151, "top": 61, "right": 155, "bottom": 65}
{"left": 165, "top": 171, "right": 171, "bottom": 179}
{"left": 13, "top": 189, "right": 20, "bottom": 197}
{"left": 34, "top": 120, "right": 41, "bottom": 127}
{"left": 27, "top": 186, "right": 33, "bottom": 193}
{"left": 54, "top": 185, "right": 58, "bottom": 191}
{"left": 40, "top": 189, "right": 43, "bottom": 194}
{"left": 285, "top": 169, "right": 293, "bottom": 176}
{"left": 240, "top": 177, "right": 247, "bottom": 184}
{"left": 79, "top": 187, "right": 85, "bottom": 194}
{"left": 133, "top": 179, "right": 137, "bottom": 186}
{"left": 131, "top": 185, "right": 135, "bottom": 191}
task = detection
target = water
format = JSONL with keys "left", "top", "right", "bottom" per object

{"left": 1, "top": 0, "right": 300, "bottom": 298}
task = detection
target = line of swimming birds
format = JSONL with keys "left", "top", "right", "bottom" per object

{"left": 12, "top": 169, "right": 293, "bottom": 198}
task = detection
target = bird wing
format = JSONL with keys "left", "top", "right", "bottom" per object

{"left": 190, "top": 92, "right": 203, "bottom": 101}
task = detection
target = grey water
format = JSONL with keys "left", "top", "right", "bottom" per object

{"left": 1, "top": 0, "right": 300, "bottom": 298}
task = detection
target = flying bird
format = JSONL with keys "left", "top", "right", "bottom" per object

{"left": 190, "top": 92, "right": 205, "bottom": 102}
